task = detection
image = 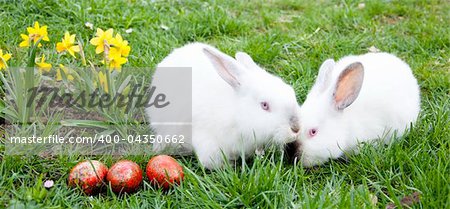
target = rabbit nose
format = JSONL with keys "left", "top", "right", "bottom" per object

{"left": 291, "top": 125, "right": 299, "bottom": 133}
{"left": 290, "top": 116, "right": 300, "bottom": 134}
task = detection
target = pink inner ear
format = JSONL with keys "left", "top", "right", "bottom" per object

{"left": 334, "top": 62, "right": 364, "bottom": 110}
{"left": 335, "top": 72, "right": 356, "bottom": 103}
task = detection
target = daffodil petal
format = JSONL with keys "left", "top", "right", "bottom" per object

{"left": 123, "top": 46, "right": 131, "bottom": 57}
{"left": 115, "top": 33, "right": 123, "bottom": 42}
{"left": 69, "top": 34, "right": 76, "bottom": 43}
{"left": 90, "top": 37, "right": 100, "bottom": 45}
{"left": 40, "top": 25, "right": 47, "bottom": 33}
{"left": 64, "top": 32, "right": 70, "bottom": 40}
{"left": 118, "top": 57, "right": 127, "bottom": 65}
{"left": 68, "top": 49, "right": 76, "bottom": 57}
{"left": 96, "top": 28, "right": 104, "bottom": 36}
{"left": 3, "top": 54, "right": 12, "bottom": 61}
{"left": 105, "top": 29, "right": 114, "bottom": 38}
{"left": 19, "top": 41, "right": 29, "bottom": 47}
{"left": 109, "top": 48, "right": 120, "bottom": 59}
{"left": 56, "top": 43, "right": 65, "bottom": 52}
{"left": 27, "top": 27, "right": 34, "bottom": 34}
{"left": 71, "top": 45, "right": 80, "bottom": 52}
{"left": 34, "top": 21, "right": 40, "bottom": 29}
{"left": 95, "top": 45, "right": 104, "bottom": 54}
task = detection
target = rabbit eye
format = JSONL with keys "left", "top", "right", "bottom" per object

{"left": 260, "top": 102, "right": 270, "bottom": 111}
{"left": 308, "top": 129, "right": 317, "bottom": 137}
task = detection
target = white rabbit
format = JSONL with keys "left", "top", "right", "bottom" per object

{"left": 287, "top": 52, "right": 420, "bottom": 167}
{"left": 146, "top": 43, "right": 301, "bottom": 169}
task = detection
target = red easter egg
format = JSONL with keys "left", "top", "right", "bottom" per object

{"left": 68, "top": 160, "right": 108, "bottom": 195}
{"left": 107, "top": 160, "right": 143, "bottom": 193}
{"left": 146, "top": 155, "right": 184, "bottom": 189}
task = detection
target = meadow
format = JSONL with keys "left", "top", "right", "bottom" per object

{"left": 0, "top": 0, "right": 449, "bottom": 208}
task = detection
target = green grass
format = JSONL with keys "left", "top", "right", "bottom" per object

{"left": 1, "top": 0, "right": 449, "bottom": 208}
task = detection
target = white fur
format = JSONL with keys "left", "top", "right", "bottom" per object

{"left": 296, "top": 52, "right": 420, "bottom": 166}
{"left": 146, "top": 43, "right": 300, "bottom": 169}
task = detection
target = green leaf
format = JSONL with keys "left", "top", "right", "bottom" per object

{"left": 118, "top": 75, "right": 132, "bottom": 94}
{"left": 60, "top": 119, "right": 110, "bottom": 129}
{"left": 26, "top": 38, "right": 42, "bottom": 68}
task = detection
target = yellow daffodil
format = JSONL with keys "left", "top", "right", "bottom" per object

{"left": 90, "top": 28, "right": 114, "bottom": 54}
{"left": 107, "top": 52, "right": 127, "bottom": 72}
{"left": 56, "top": 32, "right": 80, "bottom": 57}
{"left": 0, "top": 49, "right": 12, "bottom": 70}
{"left": 19, "top": 21, "right": 50, "bottom": 48}
{"left": 56, "top": 64, "right": 74, "bottom": 81}
{"left": 36, "top": 55, "right": 52, "bottom": 72}
{"left": 19, "top": 34, "right": 32, "bottom": 48}
{"left": 98, "top": 71, "right": 109, "bottom": 93}
{"left": 111, "top": 33, "right": 130, "bottom": 57}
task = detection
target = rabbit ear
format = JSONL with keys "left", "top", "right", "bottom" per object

{"left": 332, "top": 62, "right": 364, "bottom": 110}
{"left": 203, "top": 48, "right": 243, "bottom": 89}
{"left": 314, "top": 59, "right": 335, "bottom": 93}
{"left": 235, "top": 52, "right": 259, "bottom": 70}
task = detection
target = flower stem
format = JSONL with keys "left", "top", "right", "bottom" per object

{"left": 78, "top": 39, "right": 87, "bottom": 66}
